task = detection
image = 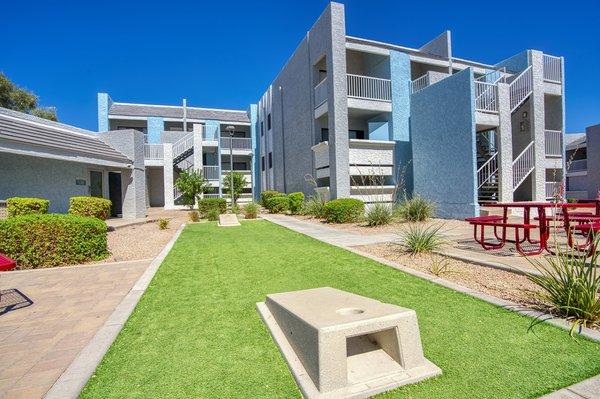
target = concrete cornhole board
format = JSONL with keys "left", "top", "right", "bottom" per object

{"left": 218, "top": 213, "right": 240, "bottom": 227}
{"left": 257, "top": 287, "right": 441, "bottom": 398}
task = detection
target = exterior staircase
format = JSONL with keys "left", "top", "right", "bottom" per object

{"left": 172, "top": 133, "right": 195, "bottom": 203}
{"left": 512, "top": 141, "right": 535, "bottom": 192}
{"left": 477, "top": 131, "right": 499, "bottom": 203}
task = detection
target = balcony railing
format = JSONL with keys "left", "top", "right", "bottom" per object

{"left": 144, "top": 144, "right": 164, "bottom": 160}
{"left": 220, "top": 137, "right": 252, "bottom": 150}
{"left": 314, "top": 78, "right": 328, "bottom": 107}
{"left": 545, "top": 130, "right": 562, "bottom": 157}
{"left": 347, "top": 74, "right": 391, "bottom": 102}
{"left": 475, "top": 81, "right": 498, "bottom": 113}
{"left": 411, "top": 74, "right": 430, "bottom": 94}
{"left": 543, "top": 54, "right": 562, "bottom": 83}
{"left": 203, "top": 166, "right": 220, "bottom": 180}
{"left": 546, "top": 181, "right": 561, "bottom": 199}
{"left": 568, "top": 159, "right": 587, "bottom": 172}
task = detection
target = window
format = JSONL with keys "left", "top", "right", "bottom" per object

{"left": 321, "top": 128, "right": 329, "bottom": 142}
{"left": 261, "top": 156, "right": 265, "bottom": 171}
{"left": 223, "top": 162, "right": 247, "bottom": 171}
{"left": 268, "top": 152, "right": 273, "bottom": 169}
{"left": 267, "top": 113, "right": 271, "bottom": 130}
{"left": 349, "top": 130, "right": 365, "bottom": 140}
{"left": 261, "top": 121, "right": 264, "bottom": 136}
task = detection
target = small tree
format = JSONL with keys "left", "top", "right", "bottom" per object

{"left": 222, "top": 172, "right": 247, "bottom": 206}
{"left": 0, "top": 72, "right": 58, "bottom": 121}
{"left": 174, "top": 170, "right": 209, "bottom": 209}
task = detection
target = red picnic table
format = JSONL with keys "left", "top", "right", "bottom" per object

{"left": 465, "top": 201, "right": 600, "bottom": 256}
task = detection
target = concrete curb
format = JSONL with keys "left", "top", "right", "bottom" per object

{"left": 106, "top": 218, "right": 159, "bottom": 231}
{"left": 43, "top": 224, "right": 186, "bottom": 399}
{"left": 2, "top": 258, "right": 155, "bottom": 275}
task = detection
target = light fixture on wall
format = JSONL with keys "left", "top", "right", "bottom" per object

{"left": 522, "top": 111, "right": 528, "bottom": 118}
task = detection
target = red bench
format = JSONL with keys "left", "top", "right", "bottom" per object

{"left": 465, "top": 216, "right": 543, "bottom": 255}
{"left": 0, "top": 254, "right": 16, "bottom": 272}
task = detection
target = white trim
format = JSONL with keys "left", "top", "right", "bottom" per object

{"left": 0, "top": 113, "right": 97, "bottom": 138}
{"left": 111, "top": 101, "right": 248, "bottom": 114}
{"left": 108, "top": 115, "right": 251, "bottom": 126}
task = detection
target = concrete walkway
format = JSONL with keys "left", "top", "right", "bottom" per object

{"left": 0, "top": 260, "right": 150, "bottom": 398}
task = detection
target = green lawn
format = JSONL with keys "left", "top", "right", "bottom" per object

{"left": 81, "top": 221, "right": 600, "bottom": 398}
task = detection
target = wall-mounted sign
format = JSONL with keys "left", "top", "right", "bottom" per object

{"left": 75, "top": 179, "right": 87, "bottom": 186}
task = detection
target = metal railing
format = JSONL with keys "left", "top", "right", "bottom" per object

{"left": 203, "top": 193, "right": 220, "bottom": 199}
{"left": 546, "top": 181, "right": 561, "bottom": 199}
{"left": 543, "top": 54, "right": 562, "bottom": 83}
{"left": 509, "top": 66, "right": 533, "bottom": 112}
{"left": 513, "top": 141, "right": 535, "bottom": 190}
{"left": 477, "top": 152, "right": 499, "bottom": 188}
{"left": 173, "top": 133, "right": 194, "bottom": 159}
{"left": 410, "top": 74, "right": 430, "bottom": 94}
{"left": 346, "top": 74, "right": 392, "bottom": 102}
{"left": 568, "top": 159, "right": 587, "bottom": 172}
{"left": 475, "top": 68, "right": 506, "bottom": 84}
{"left": 203, "top": 166, "right": 220, "bottom": 180}
{"left": 475, "top": 81, "right": 499, "bottom": 113}
{"left": 144, "top": 144, "right": 164, "bottom": 160}
{"left": 314, "top": 78, "right": 328, "bottom": 108}
{"left": 544, "top": 130, "right": 562, "bottom": 156}
{"left": 220, "top": 137, "right": 252, "bottom": 150}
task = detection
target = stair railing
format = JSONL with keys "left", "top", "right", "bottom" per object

{"left": 509, "top": 66, "right": 533, "bottom": 112}
{"left": 477, "top": 152, "right": 499, "bottom": 189}
{"left": 410, "top": 74, "right": 430, "bottom": 94}
{"left": 172, "top": 133, "right": 194, "bottom": 160}
{"left": 475, "top": 81, "right": 499, "bottom": 113}
{"left": 512, "top": 141, "right": 535, "bottom": 190}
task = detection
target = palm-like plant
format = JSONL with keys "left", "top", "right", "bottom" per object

{"left": 222, "top": 172, "right": 248, "bottom": 206}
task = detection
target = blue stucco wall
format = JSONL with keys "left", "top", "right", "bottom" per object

{"left": 248, "top": 104, "right": 260, "bottom": 200}
{"left": 97, "top": 93, "right": 112, "bottom": 132}
{"left": 495, "top": 50, "right": 530, "bottom": 74}
{"left": 147, "top": 117, "right": 164, "bottom": 144}
{"left": 410, "top": 68, "right": 478, "bottom": 219}
{"left": 389, "top": 50, "right": 412, "bottom": 196}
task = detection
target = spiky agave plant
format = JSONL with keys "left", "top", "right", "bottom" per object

{"left": 399, "top": 224, "right": 446, "bottom": 255}
{"left": 526, "top": 234, "right": 600, "bottom": 334}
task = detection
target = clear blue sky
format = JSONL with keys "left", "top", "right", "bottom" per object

{"left": 2, "top": 0, "right": 598, "bottom": 132}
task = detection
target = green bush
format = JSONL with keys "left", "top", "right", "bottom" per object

{"left": 68, "top": 196, "right": 112, "bottom": 220}
{"left": 7, "top": 197, "right": 49, "bottom": 217}
{"left": 206, "top": 209, "right": 220, "bottom": 221}
{"left": 198, "top": 198, "right": 226, "bottom": 217}
{"left": 188, "top": 211, "right": 200, "bottom": 222}
{"left": 260, "top": 190, "right": 281, "bottom": 205}
{"left": 323, "top": 198, "right": 364, "bottom": 223}
{"left": 301, "top": 195, "right": 327, "bottom": 218}
{"left": 243, "top": 202, "right": 260, "bottom": 219}
{"left": 399, "top": 224, "right": 446, "bottom": 254}
{"left": 0, "top": 214, "right": 108, "bottom": 269}
{"left": 287, "top": 192, "right": 304, "bottom": 214}
{"left": 366, "top": 203, "right": 393, "bottom": 226}
{"left": 266, "top": 196, "right": 289, "bottom": 214}
{"left": 395, "top": 195, "right": 435, "bottom": 222}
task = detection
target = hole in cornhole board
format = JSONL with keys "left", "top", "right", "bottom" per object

{"left": 346, "top": 328, "right": 404, "bottom": 385}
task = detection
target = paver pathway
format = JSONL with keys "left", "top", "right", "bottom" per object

{"left": 0, "top": 260, "right": 150, "bottom": 398}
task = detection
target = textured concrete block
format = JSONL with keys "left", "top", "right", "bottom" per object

{"left": 257, "top": 287, "right": 441, "bottom": 398}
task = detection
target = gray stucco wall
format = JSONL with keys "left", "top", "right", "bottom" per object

{"left": 586, "top": 124, "right": 600, "bottom": 197}
{"left": 410, "top": 68, "right": 478, "bottom": 218}
{"left": 0, "top": 152, "right": 89, "bottom": 213}
{"left": 147, "top": 167, "right": 165, "bottom": 207}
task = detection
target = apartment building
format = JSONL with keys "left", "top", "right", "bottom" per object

{"left": 565, "top": 125, "right": 600, "bottom": 200}
{"left": 97, "top": 93, "right": 258, "bottom": 209}
{"left": 256, "top": 2, "right": 566, "bottom": 218}
{"left": 0, "top": 107, "right": 146, "bottom": 218}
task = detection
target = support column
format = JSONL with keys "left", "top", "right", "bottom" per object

{"left": 163, "top": 143, "right": 174, "bottom": 209}
{"left": 204, "top": 120, "right": 221, "bottom": 196}
{"left": 248, "top": 104, "right": 259, "bottom": 201}
{"left": 530, "top": 50, "right": 546, "bottom": 201}
{"left": 193, "top": 124, "right": 204, "bottom": 202}
{"left": 497, "top": 82, "right": 513, "bottom": 202}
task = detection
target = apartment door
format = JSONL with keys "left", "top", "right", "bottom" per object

{"left": 89, "top": 171, "right": 103, "bottom": 198}
{"left": 108, "top": 172, "right": 122, "bottom": 217}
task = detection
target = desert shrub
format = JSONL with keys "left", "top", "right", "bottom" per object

{"left": 243, "top": 202, "right": 259, "bottom": 219}
{"left": 0, "top": 214, "right": 108, "bottom": 269}
{"left": 158, "top": 218, "right": 169, "bottom": 230}
{"left": 323, "top": 198, "right": 364, "bottom": 223}
{"left": 302, "top": 195, "right": 327, "bottom": 218}
{"left": 429, "top": 255, "right": 452, "bottom": 276}
{"left": 266, "top": 196, "right": 289, "bottom": 214}
{"left": 68, "top": 196, "right": 112, "bottom": 220}
{"left": 395, "top": 195, "right": 435, "bottom": 222}
{"left": 188, "top": 211, "right": 200, "bottom": 222}
{"left": 527, "top": 237, "right": 600, "bottom": 332}
{"left": 365, "top": 203, "right": 393, "bottom": 226}
{"left": 260, "top": 190, "right": 281, "bottom": 205}
{"left": 7, "top": 197, "right": 49, "bottom": 217}
{"left": 231, "top": 203, "right": 240, "bottom": 215}
{"left": 206, "top": 209, "right": 220, "bottom": 221}
{"left": 198, "top": 198, "right": 226, "bottom": 217}
{"left": 399, "top": 224, "right": 445, "bottom": 254}
{"left": 287, "top": 192, "right": 305, "bottom": 214}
